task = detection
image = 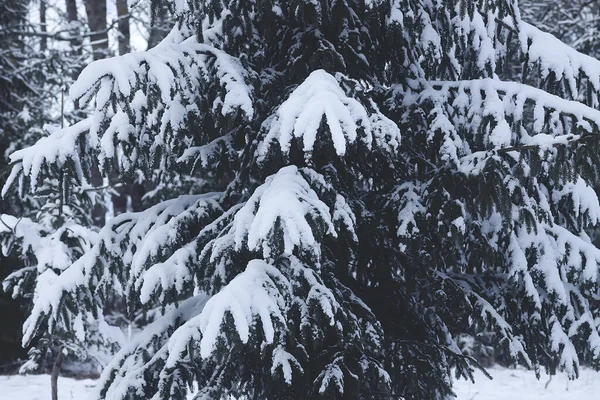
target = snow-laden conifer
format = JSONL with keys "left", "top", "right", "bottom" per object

{"left": 5, "top": 0, "right": 600, "bottom": 398}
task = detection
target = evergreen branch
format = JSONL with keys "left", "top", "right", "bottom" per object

{"left": 425, "top": 79, "right": 600, "bottom": 130}
{"left": 392, "top": 339, "right": 494, "bottom": 380}
{"left": 80, "top": 182, "right": 124, "bottom": 193}
{"left": 495, "top": 133, "right": 596, "bottom": 153}
{"left": 0, "top": 215, "right": 15, "bottom": 233}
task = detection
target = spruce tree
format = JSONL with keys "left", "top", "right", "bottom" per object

{"left": 0, "top": 0, "right": 64, "bottom": 370}
{"left": 0, "top": 0, "right": 119, "bottom": 373}
{"left": 5, "top": 0, "right": 600, "bottom": 399}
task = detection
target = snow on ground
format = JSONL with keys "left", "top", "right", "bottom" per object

{"left": 454, "top": 366, "right": 600, "bottom": 399}
{"left": 0, "top": 367, "right": 599, "bottom": 399}
{"left": 0, "top": 374, "right": 95, "bottom": 400}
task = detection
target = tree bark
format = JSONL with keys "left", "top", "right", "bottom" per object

{"left": 65, "top": 0, "right": 84, "bottom": 84}
{"left": 112, "top": 178, "right": 145, "bottom": 215}
{"left": 147, "top": 3, "right": 173, "bottom": 49}
{"left": 116, "top": 0, "right": 130, "bottom": 55}
{"left": 65, "top": 0, "right": 81, "bottom": 51}
{"left": 50, "top": 349, "right": 65, "bottom": 400}
{"left": 83, "top": 0, "right": 109, "bottom": 226}
{"left": 40, "top": 0, "right": 47, "bottom": 51}
{"left": 83, "top": 0, "right": 108, "bottom": 60}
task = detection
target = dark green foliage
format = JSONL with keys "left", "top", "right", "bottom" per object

{"left": 6, "top": 0, "right": 600, "bottom": 399}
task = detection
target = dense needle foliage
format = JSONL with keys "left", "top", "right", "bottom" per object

{"left": 5, "top": 0, "right": 600, "bottom": 399}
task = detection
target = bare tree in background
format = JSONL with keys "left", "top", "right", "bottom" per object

{"left": 116, "top": 0, "right": 130, "bottom": 55}
{"left": 520, "top": 0, "right": 600, "bottom": 56}
{"left": 83, "top": 0, "right": 109, "bottom": 225}
{"left": 147, "top": 1, "right": 172, "bottom": 49}
{"left": 65, "top": 0, "right": 82, "bottom": 53}
{"left": 83, "top": 0, "right": 108, "bottom": 60}
{"left": 40, "top": 0, "right": 47, "bottom": 51}
{"left": 113, "top": 0, "right": 145, "bottom": 215}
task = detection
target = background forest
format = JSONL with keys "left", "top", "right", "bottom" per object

{"left": 0, "top": 0, "right": 172, "bottom": 374}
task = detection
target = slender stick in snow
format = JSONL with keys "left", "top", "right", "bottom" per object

{"left": 50, "top": 348, "right": 64, "bottom": 400}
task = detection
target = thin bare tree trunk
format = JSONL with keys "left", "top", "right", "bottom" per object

{"left": 116, "top": 0, "right": 130, "bottom": 55}
{"left": 65, "top": 0, "right": 81, "bottom": 51}
{"left": 40, "top": 0, "right": 47, "bottom": 51}
{"left": 65, "top": 0, "right": 84, "bottom": 84}
{"left": 83, "top": 0, "right": 109, "bottom": 225}
{"left": 112, "top": 0, "right": 142, "bottom": 215}
{"left": 147, "top": 3, "right": 173, "bottom": 49}
{"left": 50, "top": 349, "right": 64, "bottom": 400}
{"left": 83, "top": 0, "right": 108, "bottom": 60}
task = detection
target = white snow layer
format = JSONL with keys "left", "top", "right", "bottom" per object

{"left": 454, "top": 366, "right": 600, "bottom": 400}
{"left": 3, "top": 367, "right": 600, "bottom": 399}
{"left": 3, "top": 31, "right": 253, "bottom": 194}
{"left": 167, "top": 260, "right": 288, "bottom": 361}
{"left": 231, "top": 165, "right": 335, "bottom": 258}
{"left": 258, "top": 69, "right": 400, "bottom": 160}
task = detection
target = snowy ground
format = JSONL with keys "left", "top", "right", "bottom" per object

{"left": 1, "top": 367, "right": 599, "bottom": 399}
{"left": 0, "top": 374, "right": 95, "bottom": 400}
{"left": 454, "top": 366, "right": 600, "bottom": 399}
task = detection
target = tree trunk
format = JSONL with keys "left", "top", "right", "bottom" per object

{"left": 147, "top": 3, "right": 173, "bottom": 49}
{"left": 65, "top": 0, "right": 84, "bottom": 84}
{"left": 83, "top": 0, "right": 108, "bottom": 60}
{"left": 116, "top": 0, "right": 130, "bottom": 55}
{"left": 50, "top": 349, "right": 65, "bottom": 400}
{"left": 112, "top": 178, "right": 145, "bottom": 215}
{"left": 65, "top": 0, "right": 82, "bottom": 51}
{"left": 83, "top": 0, "right": 109, "bottom": 225}
{"left": 40, "top": 0, "right": 47, "bottom": 51}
